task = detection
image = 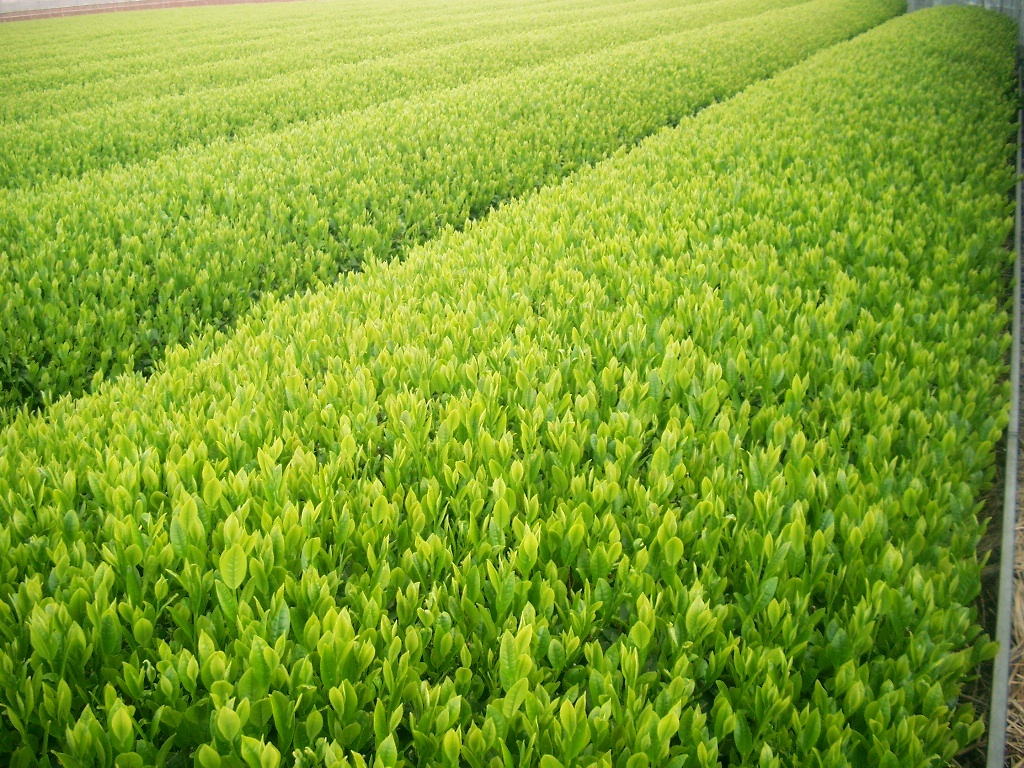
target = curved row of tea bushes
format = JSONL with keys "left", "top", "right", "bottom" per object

{"left": 0, "top": 0, "right": 800, "bottom": 190}
{"left": 0, "top": 0, "right": 685, "bottom": 116}
{"left": 0, "top": 6, "right": 1015, "bottom": 766}
{"left": 0, "top": 0, "right": 901, "bottom": 413}
{"left": 0, "top": 0, "right": 685, "bottom": 121}
{"left": 0, "top": 0, "right": 536, "bottom": 96}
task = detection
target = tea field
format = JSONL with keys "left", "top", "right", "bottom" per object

{"left": 0, "top": 0, "right": 899, "bottom": 412}
{"left": 0, "top": 1, "right": 1018, "bottom": 767}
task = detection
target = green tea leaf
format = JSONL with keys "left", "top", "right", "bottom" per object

{"left": 220, "top": 544, "right": 248, "bottom": 591}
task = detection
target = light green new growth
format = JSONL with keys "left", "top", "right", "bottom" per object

{"left": 0, "top": 0, "right": 900, "bottom": 412}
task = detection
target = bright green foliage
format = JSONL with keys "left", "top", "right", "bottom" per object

{"left": 0, "top": 0, "right": 900, "bottom": 413}
{"left": 0, "top": 0, "right": 801, "bottom": 188}
{"left": 0, "top": 6, "right": 1014, "bottom": 767}
{"left": 0, "top": 0, "right": 690, "bottom": 108}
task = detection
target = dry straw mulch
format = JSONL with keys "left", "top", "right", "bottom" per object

{"left": 1004, "top": 487, "right": 1024, "bottom": 767}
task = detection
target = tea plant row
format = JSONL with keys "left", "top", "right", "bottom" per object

{"left": 0, "top": 0, "right": 801, "bottom": 190}
{"left": 0, "top": 0, "right": 699, "bottom": 121}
